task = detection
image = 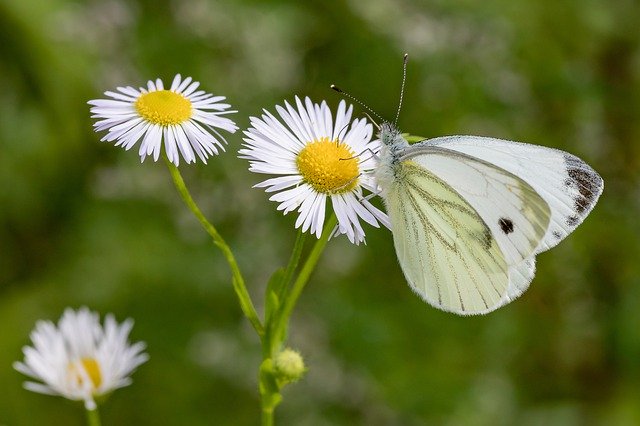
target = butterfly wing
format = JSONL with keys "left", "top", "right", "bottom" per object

{"left": 402, "top": 145, "right": 552, "bottom": 267}
{"left": 385, "top": 135, "right": 602, "bottom": 314}
{"left": 418, "top": 136, "right": 604, "bottom": 252}
{"left": 385, "top": 160, "right": 516, "bottom": 314}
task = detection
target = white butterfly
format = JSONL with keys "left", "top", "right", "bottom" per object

{"left": 334, "top": 55, "right": 604, "bottom": 315}
{"left": 374, "top": 123, "right": 603, "bottom": 315}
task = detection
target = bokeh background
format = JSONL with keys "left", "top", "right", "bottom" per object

{"left": 1, "top": 0, "right": 639, "bottom": 424}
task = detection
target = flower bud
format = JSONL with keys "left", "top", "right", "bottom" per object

{"left": 274, "top": 348, "right": 306, "bottom": 383}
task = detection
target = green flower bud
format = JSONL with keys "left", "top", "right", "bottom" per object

{"left": 274, "top": 348, "right": 306, "bottom": 383}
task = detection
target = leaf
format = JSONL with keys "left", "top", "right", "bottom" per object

{"left": 264, "top": 268, "right": 286, "bottom": 323}
{"left": 403, "top": 133, "right": 427, "bottom": 143}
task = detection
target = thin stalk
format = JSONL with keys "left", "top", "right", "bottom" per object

{"left": 164, "top": 157, "right": 263, "bottom": 335}
{"left": 278, "top": 229, "right": 306, "bottom": 303}
{"left": 85, "top": 408, "right": 101, "bottom": 426}
{"left": 272, "top": 215, "right": 336, "bottom": 349}
{"left": 261, "top": 230, "right": 306, "bottom": 358}
{"left": 262, "top": 407, "right": 274, "bottom": 426}
{"left": 259, "top": 217, "right": 336, "bottom": 423}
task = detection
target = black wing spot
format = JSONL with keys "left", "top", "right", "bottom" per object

{"left": 498, "top": 218, "right": 514, "bottom": 234}
{"left": 564, "top": 154, "right": 603, "bottom": 215}
{"left": 552, "top": 230, "right": 562, "bottom": 239}
{"left": 567, "top": 215, "right": 579, "bottom": 227}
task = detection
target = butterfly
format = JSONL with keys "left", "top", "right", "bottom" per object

{"left": 334, "top": 55, "right": 604, "bottom": 315}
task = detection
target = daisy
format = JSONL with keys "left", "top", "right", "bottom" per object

{"left": 239, "top": 96, "right": 389, "bottom": 244}
{"left": 89, "top": 74, "right": 238, "bottom": 166}
{"left": 14, "top": 307, "right": 149, "bottom": 411}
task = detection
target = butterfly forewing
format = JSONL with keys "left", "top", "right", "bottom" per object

{"left": 403, "top": 146, "right": 552, "bottom": 266}
{"left": 387, "top": 160, "right": 511, "bottom": 314}
{"left": 420, "top": 136, "right": 604, "bottom": 252}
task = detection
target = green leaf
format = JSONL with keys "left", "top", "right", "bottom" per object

{"left": 265, "top": 268, "right": 285, "bottom": 323}
{"left": 265, "top": 291, "right": 279, "bottom": 324}
{"left": 402, "top": 133, "right": 427, "bottom": 143}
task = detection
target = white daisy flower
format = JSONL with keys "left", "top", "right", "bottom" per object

{"left": 89, "top": 74, "right": 238, "bottom": 166}
{"left": 14, "top": 307, "right": 149, "bottom": 411}
{"left": 239, "top": 96, "right": 389, "bottom": 244}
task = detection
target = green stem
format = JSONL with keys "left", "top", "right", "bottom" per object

{"left": 261, "top": 230, "right": 306, "bottom": 358}
{"left": 262, "top": 406, "right": 274, "bottom": 426}
{"left": 258, "top": 216, "right": 336, "bottom": 423}
{"left": 272, "top": 215, "right": 337, "bottom": 350}
{"left": 278, "top": 229, "right": 306, "bottom": 304}
{"left": 164, "top": 157, "right": 263, "bottom": 335}
{"left": 85, "top": 407, "right": 101, "bottom": 426}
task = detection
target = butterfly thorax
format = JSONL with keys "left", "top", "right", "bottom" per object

{"left": 375, "top": 122, "right": 410, "bottom": 196}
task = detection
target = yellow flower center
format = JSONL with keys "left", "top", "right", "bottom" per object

{"left": 135, "top": 90, "right": 192, "bottom": 125}
{"left": 296, "top": 137, "right": 359, "bottom": 194}
{"left": 69, "top": 358, "right": 102, "bottom": 390}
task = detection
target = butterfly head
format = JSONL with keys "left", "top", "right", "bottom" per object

{"left": 379, "top": 122, "right": 400, "bottom": 145}
{"left": 379, "top": 122, "right": 408, "bottom": 153}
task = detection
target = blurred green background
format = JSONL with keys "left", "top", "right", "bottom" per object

{"left": 1, "top": 0, "right": 639, "bottom": 424}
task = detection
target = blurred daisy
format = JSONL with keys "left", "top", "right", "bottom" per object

{"left": 240, "top": 97, "right": 389, "bottom": 244}
{"left": 14, "top": 307, "right": 148, "bottom": 411}
{"left": 89, "top": 74, "right": 238, "bottom": 166}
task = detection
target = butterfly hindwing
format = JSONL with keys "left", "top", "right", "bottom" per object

{"left": 385, "top": 160, "right": 511, "bottom": 314}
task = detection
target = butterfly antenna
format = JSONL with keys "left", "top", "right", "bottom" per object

{"left": 331, "top": 84, "right": 385, "bottom": 124}
{"left": 394, "top": 53, "right": 409, "bottom": 126}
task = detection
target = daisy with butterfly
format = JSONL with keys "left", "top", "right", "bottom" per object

{"left": 332, "top": 54, "right": 603, "bottom": 315}
{"left": 82, "top": 55, "right": 603, "bottom": 424}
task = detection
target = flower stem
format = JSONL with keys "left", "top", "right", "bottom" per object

{"left": 272, "top": 215, "right": 337, "bottom": 352}
{"left": 85, "top": 408, "right": 101, "bottom": 426}
{"left": 164, "top": 157, "right": 263, "bottom": 335}
{"left": 278, "top": 229, "right": 306, "bottom": 308}
{"left": 262, "top": 407, "right": 274, "bottom": 426}
{"left": 259, "top": 216, "right": 336, "bottom": 424}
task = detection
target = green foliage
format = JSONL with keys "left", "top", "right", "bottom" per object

{"left": 1, "top": 0, "right": 639, "bottom": 424}
{"left": 265, "top": 268, "right": 285, "bottom": 325}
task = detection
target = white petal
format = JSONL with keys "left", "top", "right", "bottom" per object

{"left": 170, "top": 74, "right": 181, "bottom": 91}
{"left": 254, "top": 175, "right": 303, "bottom": 192}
